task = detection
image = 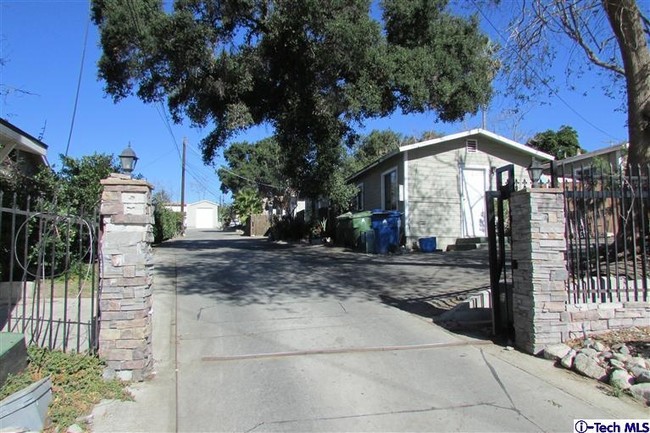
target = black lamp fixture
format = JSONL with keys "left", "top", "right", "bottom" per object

{"left": 527, "top": 157, "right": 543, "bottom": 188}
{"left": 119, "top": 143, "right": 139, "bottom": 176}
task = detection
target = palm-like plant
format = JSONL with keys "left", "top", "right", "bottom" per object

{"left": 233, "top": 188, "right": 263, "bottom": 224}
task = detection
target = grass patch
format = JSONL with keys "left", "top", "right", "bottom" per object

{"left": 0, "top": 346, "right": 132, "bottom": 431}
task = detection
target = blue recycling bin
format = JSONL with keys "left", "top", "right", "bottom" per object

{"left": 371, "top": 210, "right": 402, "bottom": 254}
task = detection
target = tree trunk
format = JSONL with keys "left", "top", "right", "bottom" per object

{"left": 603, "top": 0, "right": 650, "bottom": 167}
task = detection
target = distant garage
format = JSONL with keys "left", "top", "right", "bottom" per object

{"left": 186, "top": 200, "right": 221, "bottom": 230}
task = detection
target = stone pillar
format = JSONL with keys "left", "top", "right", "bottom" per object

{"left": 510, "top": 188, "right": 569, "bottom": 355}
{"left": 98, "top": 174, "right": 154, "bottom": 381}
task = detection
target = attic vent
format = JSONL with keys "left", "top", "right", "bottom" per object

{"left": 466, "top": 139, "right": 478, "bottom": 153}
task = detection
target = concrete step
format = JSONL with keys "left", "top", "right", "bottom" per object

{"left": 455, "top": 237, "right": 488, "bottom": 245}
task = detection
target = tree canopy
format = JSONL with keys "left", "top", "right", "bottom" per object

{"left": 526, "top": 125, "right": 583, "bottom": 160}
{"left": 217, "top": 137, "right": 286, "bottom": 197}
{"left": 92, "top": 0, "right": 496, "bottom": 197}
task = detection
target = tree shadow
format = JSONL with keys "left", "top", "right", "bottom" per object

{"left": 152, "top": 231, "right": 492, "bottom": 312}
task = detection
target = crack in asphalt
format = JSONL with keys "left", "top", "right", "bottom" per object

{"left": 244, "top": 401, "right": 526, "bottom": 432}
{"left": 202, "top": 340, "right": 491, "bottom": 362}
{"left": 479, "top": 349, "right": 544, "bottom": 431}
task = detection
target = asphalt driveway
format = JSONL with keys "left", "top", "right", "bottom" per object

{"left": 92, "top": 229, "right": 647, "bottom": 433}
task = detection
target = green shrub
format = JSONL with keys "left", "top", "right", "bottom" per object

{"left": 153, "top": 206, "right": 183, "bottom": 243}
{"left": 0, "top": 346, "right": 131, "bottom": 431}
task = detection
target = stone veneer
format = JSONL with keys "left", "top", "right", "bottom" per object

{"left": 510, "top": 188, "right": 650, "bottom": 355}
{"left": 98, "top": 173, "right": 154, "bottom": 381}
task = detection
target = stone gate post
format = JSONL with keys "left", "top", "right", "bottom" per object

{"left": 98, "top": 173, "right": 154, "bottom": 381}
{"left": 510, "top": 188, "right": 569, "bottom": 354}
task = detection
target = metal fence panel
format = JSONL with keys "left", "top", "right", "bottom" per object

{"left": 557, "top": 164, "right": 649, "bottom": 304}
{"left": 0, "top": 191, "right": 100, "bottom": 353}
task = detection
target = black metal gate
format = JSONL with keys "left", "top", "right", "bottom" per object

{"left": 0, "top": 192, "right": 100, "bottom": 353}
{"left": 486, "top": 165, "right": 515, "bottom": 338}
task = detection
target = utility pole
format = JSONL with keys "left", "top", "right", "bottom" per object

{"left": 180, "top": 137, "right": 187, "bottom": 236}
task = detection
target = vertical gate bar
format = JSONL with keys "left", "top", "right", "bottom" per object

{"left": 641, "top": 164, "right": 649, "bottom": 301}
{"left": 76, "top": 213, "right": 84, "bottom": 352}
{"left": 583, "top": 163, "right": 596, "bottom": 302}
{"left": 32, "top": 213, "right": 45, "bottom": 346}
{"left": 609, "top": 163, "right": 621, "bottom": 302}
{"left": 560, "top": 165, "right": 573, "bottom": 303}
{"left": 573, "top": 166, "right": 589, "bottom": 302}
{"left": 91, "top": 207, "right": 99, "bottom": 353}
{"left": 487, "top": 192, "right": 499, "bottom": 335}
{"left": 0, "top": 190, "right": 5, "bottom": 330}
{"left": 621, "top": 166, "right": 631, "bottom": 301}
{"left": 629, "top": 165, "right": 640, "bottom": 301}
{"left": 63, "top": 213, "right": 72, "bottom": 352}
{"left": 591, "top": 163, "right": 603, "bottom": 301}
{"left": 571, "top": 163, "right": 584, "bottom": 302}
{"left": 10, "top": 193, "right": 19, "bottom": 331}
{"left": 17, "top": 198, "right": 27, "bottom": 333}
{"left": 48, "top": 214, "right": 57, "bottom": 350}
{"left": 600, "top": 164, "right": 612, "bottom": 302}
{"left": 20, "top": 196, "right": 33, "bottom": 334}
{"left": 631, "top": 165, "right": 641, "bottom": 301}
{"left": 9, "top": 193, "right": 17, "bottom": 285}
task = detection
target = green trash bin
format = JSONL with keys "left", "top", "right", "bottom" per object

{"left": 335, "top": 213, "right": 352, "bottom": 246}
{"left": 350, "top": 211, "right": 372, "bottom": 249}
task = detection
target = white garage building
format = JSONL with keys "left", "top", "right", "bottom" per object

{"left": 185, "top": 200, "right": 221, "bottom": 230}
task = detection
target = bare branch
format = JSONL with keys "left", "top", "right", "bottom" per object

{"left": 553, "top": 0, "right": 625, "bottom": 76}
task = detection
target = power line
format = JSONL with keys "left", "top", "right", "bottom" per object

{"left": 153, "top": 103, "right": 223, "bottom": 200}
{"left": 64, "top": 3, "right": 91, "bottom": 156}
{"left": 469, "top": 0, "right": 619, "bottom": 142}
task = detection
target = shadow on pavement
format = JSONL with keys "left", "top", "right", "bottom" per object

{"left": 153, "top": 231, "right": 493, "bottom": 324}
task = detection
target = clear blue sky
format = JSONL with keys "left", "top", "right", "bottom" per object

{"left": 0, "top": 1, "right": 629, "bottom": 204}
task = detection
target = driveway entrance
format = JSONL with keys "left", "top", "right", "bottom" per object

{"left": 92, "top": 230, "right": 646, "bottom": 432}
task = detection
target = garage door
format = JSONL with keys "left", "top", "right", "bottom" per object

{"left": 195, "top": 208, "right": 215, "bottom": 229}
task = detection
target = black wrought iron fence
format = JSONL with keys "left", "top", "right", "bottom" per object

{"left": 0, "top": 191, "right": 100, "bottom": 353}
{"left": 556, "top": 163, "right": 649, "bottom": 304}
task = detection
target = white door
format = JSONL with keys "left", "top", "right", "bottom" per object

{"left": 461, "top": 168, "right": 487, "bottom": 237}
{"left": 195, "top": 208, "right": 215, "bottom": 229}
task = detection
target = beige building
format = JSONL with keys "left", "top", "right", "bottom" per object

{"left": 348, "top": 129, "right": 554, "bottom": 251}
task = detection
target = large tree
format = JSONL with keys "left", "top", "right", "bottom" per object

{"left": 91, "top": 0, "right": 496, "bottom": 197}
{"left": 526, "top": 125, "right": 583, "bottom": 159}
{"left": 500, "top": 0, "right": 650, "bottom": 166}
{"left": 217, "top": 137, "right": 286, "bottom": 197}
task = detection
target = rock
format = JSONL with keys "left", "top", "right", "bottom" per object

{"left": 612, "top": 352, "right": 630, "bottom": 363}
{"left": 561, "top": 349, "right": 577, "bottom": 370}
{"left": 629, "top": 383, "right": 650, "bottom": 405}
{"left": 609, "top": 358, "right": 626, "bottom": 370}
{"left": 592, "top": 341, "right": 608, "bottom": 352}
{"left": 66, "top": 424, "right": 83, "bottom": 433}
{"left": 609, "top": 369, "right": 634, "bottom": 390}
{"left": 574, "top": 352, "right": 608, "bottom": 381}
{"left": 630, "top": 367, "right": 650, "bottom": 384}
{"left": 600, "top": 351, "right": 614, "bottom": 360}
{"left": 543, "top": 343, "right": 572, "bottom": 361}
{"left": 615, "top": 344, "right": 631, "bottom": 356}
{"left": 578, "top": 347, "right": 598, "bottom": 358}
{"left": 627, "top": 357, "right": 647, "bottom": 369}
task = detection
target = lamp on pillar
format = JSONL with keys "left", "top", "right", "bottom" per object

{"left": 527, "top": 157, "right": 543, "bottom": 188}
{"left": 119, "top": 143, "right": 139, "bottom": 176}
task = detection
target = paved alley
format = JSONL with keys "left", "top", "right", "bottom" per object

{"left": 92, "top": 230, "right": 648, "bottom": 432}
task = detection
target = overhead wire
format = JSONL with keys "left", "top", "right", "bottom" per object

{"left": 154, "top": 102, "right": 224, "bottom": 201}
{"left": 64, "top": 2, "right": 91, "bottom": 156}
{"left": 469, "top": 0, "right": 620, "bottom": 142}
